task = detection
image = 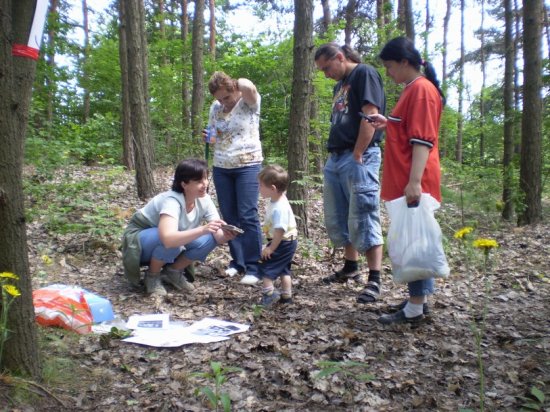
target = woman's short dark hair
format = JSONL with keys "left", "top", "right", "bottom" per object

{"left": 171, "top": 158, "right": 208, "bottom": 193}
{"left": 314, "top": 42, "right": 362, "bottom": 64}
{"left": 379, "top": 36, "right": 446, "bottom": 105}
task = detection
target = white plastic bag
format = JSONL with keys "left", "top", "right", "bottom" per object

{"left": 385, "top": 194, "right": 450, "bottom": 284}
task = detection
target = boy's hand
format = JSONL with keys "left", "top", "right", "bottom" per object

{"left": 261, "top": 246, "right": 273, "bottom": 260}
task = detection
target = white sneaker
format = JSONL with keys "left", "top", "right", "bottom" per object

{"left": 240, "top": 274, "right": 259, "bottom": 285}
{"left": 225, "top": 267, "right": 239, "bottom": 277}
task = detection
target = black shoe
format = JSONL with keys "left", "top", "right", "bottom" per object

{"left": 280, "top": 295, "right": 293, "bottom": 304}
{"left": 183, "top": 266, "right": 195, "bottom": 283}
{"left": 387, "top": 299, "right": 430, "bottom": 315}
{"left": 377, "top": 309, "right": 424, "bottom": 325}
{"left": 322, "top": 269, "right": 361, "bottom": 284}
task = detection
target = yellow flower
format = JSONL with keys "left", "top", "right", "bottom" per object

{"left": 0, "top": 272, "right": 19, "bottom": 280}
{"left": 454, "top": 227, "right": 474, "bottom": 239}
{"left": 3, "top": 284, "right": 21, "bottom": 297}
{"left": 472, "top": 238, "right": 499, "bottom": 250}
{"left": 41, "top": 255, "right": 53, "bottom": 265}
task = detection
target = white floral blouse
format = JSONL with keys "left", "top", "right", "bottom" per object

{"left": 208, "top": 95, "right": 263, "bottom": 169}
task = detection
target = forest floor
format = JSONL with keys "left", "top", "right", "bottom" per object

{"left": 2, "top": 165, "right": 549, "bottom": 411}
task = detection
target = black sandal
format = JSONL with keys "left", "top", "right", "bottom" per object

{"left": 356, "top": 281, "right": 381, "bottom": 303}
{"left": 322, "top": 269, "right": 360, "bottom": 284}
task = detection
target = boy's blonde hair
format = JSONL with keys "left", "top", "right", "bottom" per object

{"left": 258, "top": 165, "right": 289, "bottom": 193}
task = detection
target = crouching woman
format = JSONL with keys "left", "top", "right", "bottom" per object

{"left": 122, "top": 158, "right": 235, "bottom": 296}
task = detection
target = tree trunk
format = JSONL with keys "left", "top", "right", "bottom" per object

{"left": 478, "top": 0, "right": 486, "bottom": 163}
{"left": 118, "top": 0, "right": 135, "bottom": 170}
{"left": 501, "top": 0, "right": 515, "bottom": 221}
{"left": 320, "top": 0, "right": 331, "bottom": 36}
{"left": 82, "top": 0, "right": 90, "bottom": 122}
{"left": 191, "top": 0, "right": 205, "bottom": 139}
{"left": 180, "top": 0, "right": 191, "bottom": 130}
{"left": 455, "top": 0, "right": 464, "bottom": 163}
{"left": 343, "top": 0, "right": 356, "bottom": 46}
{"left": 125, "top": 0, "right": 156, "bottom": 199}
{"left": 398, "top": 0, "right": 415, "bottom": 40}
{"left": 439, "top": 0, "right": 451, "bottom": 158}
{"left": 424, "top": 0, "right": 430, "bottom": 57}
{"left": 0, "top": 0, "right": 42, "bottom": 377}
{"left": 288, "top": 0, "right": 314, "bottom": 238}
{"left": 209, "top": 0, "right": 215, "bottom": 59}
{"left": 518, "top": 0, "right": 543, "bottom": 225}
{"left": 46, "top": 0, "right": 57, "bottom": 131}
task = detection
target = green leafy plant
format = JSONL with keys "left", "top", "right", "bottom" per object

{"left": 192, "top": 361, "right": 242, "bottom": 412}
{"left": 0, "top": 272, "right": 21, "bottom": 369}
{"left": 314, "top": 360, "right": 374, "bottom": 383}
{"left": 519, "top": 385, "right": 546, "bottom": 411}
{"left": 251, "top": 304, "right": 264, "bottom": 319}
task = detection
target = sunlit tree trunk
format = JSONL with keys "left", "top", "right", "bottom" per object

{"left": 125, "top": 0, "right": 156, "bottom": 198}
{"left": 209, "top": 0, "right": 215, "bottom": 59}
{"left": 0, "top": 0, "right": 42, "bottom": 377}
{"left": 320, "top": 0, "right": 331, "bottom": 35}
{"left": 518, "top": 0, "right": 543, "bottom": 225}
{"left": 502, "top": 0, "right": 515, "bottom": 221}
{"left": 82, "top": 0, "right": 90, "bottom": 122}
{"left": 513, "top": 0, "right": 521, "bottom": 155}
{"left": 191, "top": 0, "right": 205, "bottom": 138}
{"left": 180, "top": 0, "right": 191, "bottom": 130}
{"left": 118, "top": 0, "right": 135, "bottom": 170}
{"left": 455, "top": 0, "right": 465, "bottom": 163}
{"left": 288, "top": 0, "right": 314, "bottom": 237}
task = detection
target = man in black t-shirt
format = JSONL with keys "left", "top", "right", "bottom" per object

{"left": 315, "top": 43, "right": 386, "bottom": 304}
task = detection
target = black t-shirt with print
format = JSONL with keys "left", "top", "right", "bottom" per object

{"left": 327, "top": 63, "right": 386, "bottom": 153}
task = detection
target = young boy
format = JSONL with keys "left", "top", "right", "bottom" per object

{"left": 257, "top": 165, "right": 298, "bottom": 307}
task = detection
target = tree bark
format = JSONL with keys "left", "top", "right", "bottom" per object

{"left": 46, "top": 0, "right": 57, "bottom": 131}
{"left": 478, "top": 0, "right": 486, "bottom": 163}
{"left": 288, "top": 0, "right": 314, "bottom": 237}
{"left": 118, "top": 0, "right": 135, "bottom": 170}
{"left": 501, "top": 0, "right": 515, "bottom": 221}
{"left": 209, "top": 0, "right": 215, "bottom": 59}
{"left": 343, "top": 0, "right": 356, "bottom": 46}
{"left": 0, "top": 0, "right": 42, "bottom": 377}
{"left": 180, "top": 0, "right": 191, "bottom": 130}
{"left": 398, "top": 0, "right": 415, "bottom": 40}
{"left": 125, "top": 0, "right": 156, "bottom": 199}
{"left": 191, "top": 0, "right": 205, "bottom": 138}
{"left": 82, "top": 0, "right": 90, "bottom": 122}
{"left": 455, "top": 0, "right": 464, "bottom": 163}
{"left": 518, "top": 0, "right": 543, "bottom": 225}
{"left": 439, "top": 0, "right": 451, "bottom": 158}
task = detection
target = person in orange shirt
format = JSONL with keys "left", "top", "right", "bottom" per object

{"left": 368, "top": 37, "right": 446, "bottom": 324}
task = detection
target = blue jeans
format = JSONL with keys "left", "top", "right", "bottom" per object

{"left": 323, "top": 148, "right": 383, "bottom": 253}
{"left": 408, "top": 278, "right": 435, "bottom": 296}
{"left": 139, "top": 227, "right": 218, "bottom": 265}
{"left": 213, "top": 164, "right": 262, "bottom": 277}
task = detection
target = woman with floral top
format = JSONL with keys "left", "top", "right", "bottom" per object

{"left": 206, "top": 71, "right": 263, "bottom": 285}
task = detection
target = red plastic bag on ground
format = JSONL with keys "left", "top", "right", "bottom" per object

{"left": 33, "top": 284, "right": 93, "bottom": 334}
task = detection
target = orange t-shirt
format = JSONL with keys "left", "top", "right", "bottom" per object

{"left": 381, "top": 76, "right": 443, "bottom": 202}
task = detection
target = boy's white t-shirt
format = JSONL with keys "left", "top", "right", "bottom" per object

{"left": 262, "top": 195, "right": 298, "bottom": 241}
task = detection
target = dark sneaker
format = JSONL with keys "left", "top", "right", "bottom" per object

{"left": 161, "top": 267, "right": 195, "bottom": 292}
{"left": 377, "top": 309, "right": 424, "bottom": 325}
{"left": 387, "top": 299, "right": 430, "bottom": 315}
{"left": 260, "top": 291, "right": 281, "bottom": 307}
{"left": 184, "top": 265, "right": 196, "bottom": 283}
{"left": 322, "top": 269, "right": 362, "bottom": 284}
{"left": 144, "top": 273, "right": 167, "bottom": 296}
{"left": 280, "top": 295, "right": 293, "bottom": 304}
